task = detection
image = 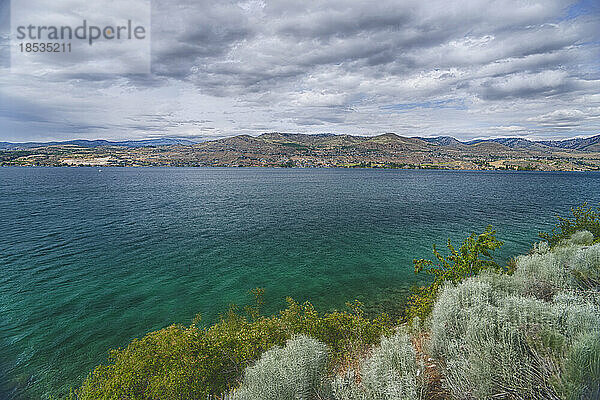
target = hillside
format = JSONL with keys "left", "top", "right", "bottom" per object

{"left": 2, "top": 133, "right": 600, "bottom": 170}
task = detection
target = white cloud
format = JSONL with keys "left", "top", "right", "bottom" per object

{"left": 0, "top": 0, "right": 599, "bottom": 141}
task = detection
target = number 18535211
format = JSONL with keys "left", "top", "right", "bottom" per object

{"left": 19, "top": 42, "right": 72, "bottom": 52}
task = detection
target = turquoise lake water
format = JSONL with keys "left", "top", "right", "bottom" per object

{"left": 1, "top": 167, "right": 599, "bottom": 399}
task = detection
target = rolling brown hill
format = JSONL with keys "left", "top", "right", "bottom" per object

{"left": 2, "top": 133, "right": 600, "bottom": 171}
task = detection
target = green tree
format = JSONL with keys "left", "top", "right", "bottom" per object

{"left": 406, "top": 226, "right": 503, "bottom": 323}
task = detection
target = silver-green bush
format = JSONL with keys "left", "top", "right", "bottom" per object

{"left": 563, "top": 230, "right": 594, "bottom": 246}
{"left": 552, "top": 293, "right": 600, "bottom": 339}
{"left": 511, "top": 247, "right": 575, "bottom": 300}
{"left": 570, "top": 243, "right": 600, "bottom": 289}
{"left": 332, "top": 329, "right": 423, "bottom": 400}
{"left": 234, "top": 335, "right": 331, "bottom": 400}
{"left": 533, "top": 240, "right": 550, "bottom": 254}
{"left": 561, "top": 332, "right": 600, "bottom": 400}
{"left": 429, "top": 241, "right": 600, "bottom": 400}
{"left": 510, "top": 239, "right": 600, "bottom": 297}
{"left": 429, "top": 281, "right": 554, "bottom": 399}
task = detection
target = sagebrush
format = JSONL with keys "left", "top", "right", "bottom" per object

{"left": 429, "top": 234, "right": 600, "bottom": 399}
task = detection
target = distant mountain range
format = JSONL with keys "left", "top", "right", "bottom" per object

{"left": 419, "top": 134, "right": 600, "bottom": 152}
{"left": 2, "top": 133, "right": 599, "bottom": 152}
{"left": 1, "top": 132, "right": 599, "bottom": 170}
{"left": 0, "top": 138, "right": 197, "bottom": 150}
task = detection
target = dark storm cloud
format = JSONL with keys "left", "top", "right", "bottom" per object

{"left": 151, "top": 0, "right": 256, "bottom": 78}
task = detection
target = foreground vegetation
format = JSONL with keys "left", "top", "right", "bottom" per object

{"left": 70, "top": 296, "right": 393, "bottom": 399}
{"left": 65, "top": 204, "right": 600, "bottom": 399}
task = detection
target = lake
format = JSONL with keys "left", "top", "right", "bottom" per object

{"left": 1, "top": 167, "right": 599, "bottom": 399}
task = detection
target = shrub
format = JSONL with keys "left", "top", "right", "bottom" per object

{"left": 551, "top": 294, "right": 600, "bottom": 345}
{"left": 234, "top": 335, "right": 331, "bottom": 400}
{"left": 570, "top": 243, "right": 600, "bottom": 289}
{"left": 431, "top": 281, "right": 557, "bottom": 399}
{"left": 510, "top": 246, "right": 576, "bottom": 300}
{"left": 510, "top": 240, "right": 600, "bottom": 298}
{"left": 429, "top": 241, "right": 600, "bottom": 400}
{"left": 532, "top": 240, "right": 550, "bottom": 254}
{"left": 279, "top": 299, "right": 393, "bottom": 363}
{"left": 332, "top": 329, "right": 424, "bottom": 400}
{"left": 76, "top": 325, "right": 209, "bottom": 400}
{"left": 540, "top": 203, "right": 600, "bottom": 247}
{"left": 566, "top": 230, "right": 595, "bottom": 246}
{"left": 561, "top": 332, "right": 600, "bottom": 400}
{"left": 74, "top": 295, "right": 392, "bottom": 399}
{"left": 406, "top": 226, "right": 503, "bottom": 323}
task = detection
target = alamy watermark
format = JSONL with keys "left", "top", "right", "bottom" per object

{"left": 11, "top": 0, "right": 151, "bottom": 74}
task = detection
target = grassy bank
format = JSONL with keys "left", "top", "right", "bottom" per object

{"left": 63, "top": 205, "right": 600, "bottom": 399}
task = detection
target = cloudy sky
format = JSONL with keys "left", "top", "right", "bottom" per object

{"left": 0, "top": 0, "right": 599, "bottom": 142}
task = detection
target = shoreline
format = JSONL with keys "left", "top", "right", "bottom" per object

{"left": 1, "top": 165, "right": 599, "bottom": 171}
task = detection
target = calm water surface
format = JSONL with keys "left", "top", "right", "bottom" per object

{"left": 1, "top": 167, "right": 599, "bottom": 399}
